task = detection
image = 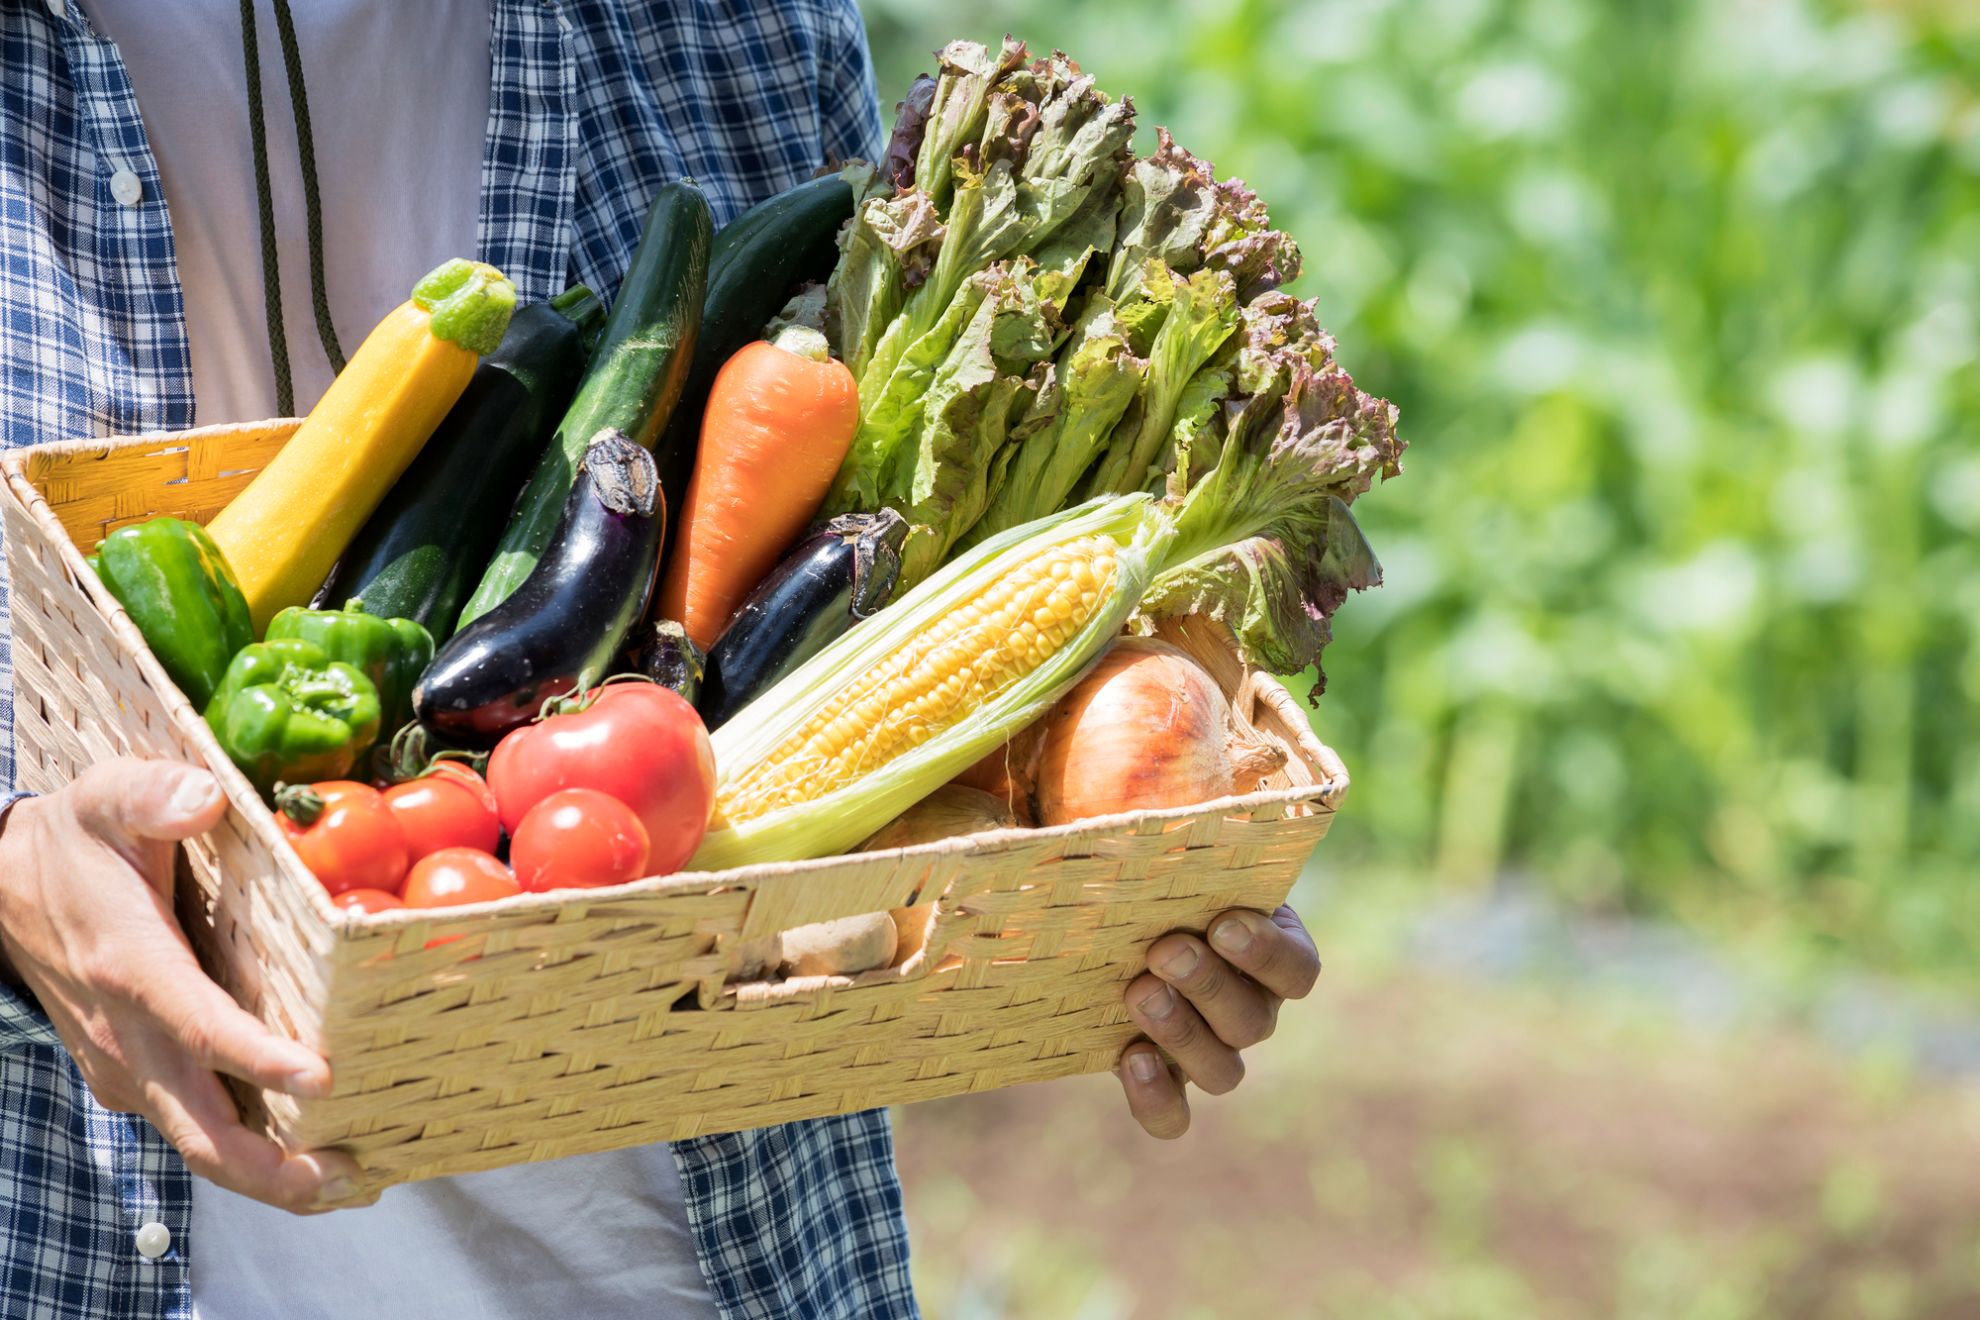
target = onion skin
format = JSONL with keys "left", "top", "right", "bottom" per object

{"left": 1034, "top": 638, "right": 1287, "bottom": 826}
{"left": 858, "top": 784, "right": 1018, "bottom": 849}
{"left": 949, "top": 728, "right": 1045, "bottom": 826}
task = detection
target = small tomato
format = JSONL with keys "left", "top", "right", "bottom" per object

{"left": 277, "top": 781, "right": 409, "bottom": 897}
{"left": 385, "top": 764, "right": 501, "bottom": 862}
{"left": 512, "top": 788, "right": 650, "bottom": 893}
{"left": 401, "top": 847, "right": 520, "bottom": 909}
{"left": 333, "top": 888, "right": 406, "bottom": 914}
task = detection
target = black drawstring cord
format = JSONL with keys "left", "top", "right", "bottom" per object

{"left": 237, "top": 0, "right": 342, "bottom": 416}
{"left": 267, "top": 0, "right": 344, "bottom": 375}
{"left": 237, "top": 0, "right": 292, "bottom": 415}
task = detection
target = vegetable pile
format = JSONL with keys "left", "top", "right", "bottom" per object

{"left": 83, "top": 36, "right": 1401, "bottom": 926}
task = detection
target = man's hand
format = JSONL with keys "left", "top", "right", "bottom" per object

{"left": 0, "top": 758, "right": 368, "bottom": 1212}
{"left": 1116, "top": 904, "right": 1320, "bottom": 1138}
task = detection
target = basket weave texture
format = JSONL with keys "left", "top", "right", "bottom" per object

{"left": 1, "top": 422, "right": 1346, "bottom": 1195}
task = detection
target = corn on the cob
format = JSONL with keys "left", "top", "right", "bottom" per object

{"left": 690, "top": 497, "right": 1161, "bottom": 870}
{"left": 719, "top": 536, "right": 1117, "bottom": 823}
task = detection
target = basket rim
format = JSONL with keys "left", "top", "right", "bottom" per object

{"left": 0, "top": 419, "right": 306, "bottom": 471}
{"left": 318, "top": 772, "right": 1347, "bottom": 932}
{"left": 2, "top": 424, "right": 1350, "bottom": 944}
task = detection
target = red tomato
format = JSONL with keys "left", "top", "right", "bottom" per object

{"left": 487, "top": 684, "right": 715, "bottom": 876}
{"left": 278, "top": 781, "right": 409, "bottom": 897}
{"left": 384, "top": 764, "right": 501, "bottom": 862}
{"left": 333, "top": 888, "right": 405, "bottom": 914}
{"left": 511, "top": 788, "right": 650, "bottom": 893}
{"left": 401, "top": 848, "right": 520, "bottom": 908}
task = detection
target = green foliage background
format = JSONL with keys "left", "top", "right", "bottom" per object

{"left": 864, "top": 0, "right": 1980, "bottom": 988}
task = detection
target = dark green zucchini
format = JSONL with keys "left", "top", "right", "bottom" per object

{"left": 460, "top": 181, "right": 713, "bottom": 628}
{"left": 652, "top": 172, "right": 857, "bottom": 543}
{"left": 316, "top": 286, "right": 603, "bottom": 642}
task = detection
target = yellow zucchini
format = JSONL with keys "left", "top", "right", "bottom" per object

{"left": 208, "top": 259, "right": 516, "bottom": 635}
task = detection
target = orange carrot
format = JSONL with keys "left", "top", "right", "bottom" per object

{"left": 658, "top": 329, "right": 860, "bottom": 648}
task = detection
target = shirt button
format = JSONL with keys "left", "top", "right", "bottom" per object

{"left": 134, "top": 1221, "right": 171, "bottom": 1260}
{"left": 109, "top": 168, "right": 143, "bottom": 207}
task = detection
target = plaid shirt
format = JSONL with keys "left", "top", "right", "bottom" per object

{"left": 0, "top": 2, "right": 917, "bottom": 1317}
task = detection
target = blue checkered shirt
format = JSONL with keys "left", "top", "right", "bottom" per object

{"left": 0, "top": 2, "right": 917, "bottom": 1316}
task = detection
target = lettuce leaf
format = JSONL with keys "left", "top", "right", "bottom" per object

{"left": 1162, "top": 293, "right": 1303, "bottom": 501}
{"left": 836, "top": 50, "right": 1133, "bottom": 458}
{"left": 890, "top": 263, "right": 1056, "bottom": 584}
{"left": 965, "top": 307, "right": 1148, "bottom": 545}
{"left": 1107, "top": 129, "right": 1302, "bottom": 304}
{"left": 1144, "top": 349, "right": 1403, "bottom": 676}
{"left": 1160, "top": 354, "right": 1235, "bottom": 497}
{"left": 829, "top": 267, "right": 995, "bottom": 511}
{"left": 1081, "top": 263, "right": 1241, "bottom": 498}
{"left": 1139, "top": 496, "right": 1380, "bottom": 683}
{"left": 827, "top": 190, "right": 945, "bottom": 381}
{"left": 882, "top": 74, "right": 939, "bottom": 193}
{"left": 915, "top": 39, "right": 1028, "bottom": 208}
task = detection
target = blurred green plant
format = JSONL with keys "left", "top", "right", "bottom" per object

{"left": 864, "top": 0, "right": 1980, "bottom": 988}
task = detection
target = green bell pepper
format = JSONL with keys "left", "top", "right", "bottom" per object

{"left": 90, "top": 517, "right": 253, "bottom": 710}
{"left": 203, "top": 638, "right": 382, "bottom": 796}
{"left": 266, "top": 602, "right": 434, "bottom": 736}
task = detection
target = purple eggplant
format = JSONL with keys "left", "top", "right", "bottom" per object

{"left": 414, "top": 430, "right": 664, "bottom": 746}
{"left": 699, "top": 510, "right": 908, "bottom": 729}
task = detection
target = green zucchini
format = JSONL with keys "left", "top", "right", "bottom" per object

{"left": 652, "top": 172, "right": 857, "bottom": 545}
{"left": 460, "top": 181, "right": 714, "bottom": 629}
{"left": 318, "top": 286, "right": 604, "bottom": 643}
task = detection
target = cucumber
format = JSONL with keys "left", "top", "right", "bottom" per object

{"left": 652, "top": 173, "right": 857, "bottom": 545}
{"left": 317, "top": 286, "right": 604, "bottom": 644}
{"left": 460, "top": 181, "right": 713, "bottom": 629}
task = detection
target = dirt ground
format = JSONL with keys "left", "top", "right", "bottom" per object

{"left": 893, "top": 965, "right": 1980, "bottom": 1319}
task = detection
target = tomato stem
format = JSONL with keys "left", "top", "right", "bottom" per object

{"left": 535, "top": 672, "right": 658, "bottom": 723}
{"left": 274, "top": 781, "right": 326, "bottom": 826}
{"left": 384, "top": 720, "right": 490, "bottom": 783}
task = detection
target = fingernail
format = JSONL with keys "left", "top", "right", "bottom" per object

{"left": 285, "top": 1067, "right": 330, "bottom": 1099}
{"left": 1157, "top": 943, "right": 1200, "bottom": 980}
{"left": 1211, "top": 916, "right": 1254, "bottom": 956}
{"left": 1137, "top": 985, "right": 1176, "bottom": 1021}
{"left": 319, "top": 1175, "right": 356, "bottom": 1203}
{"left": 167, "top": 771, "right": 221, "bottom": 819}
{"left": 1128, "top": 1051, "right": 1160, "bottom": 1083}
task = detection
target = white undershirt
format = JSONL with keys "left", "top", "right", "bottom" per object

{"left": 90, "top": 0, "right": 491, "bottom": 423}
{"left": 82, "top": 3, "right": 717, "bottom": 1314}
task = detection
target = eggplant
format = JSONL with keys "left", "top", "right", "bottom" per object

{"left": 624, "top": 618, "right": 705, "bottom": 704}
{"left": 414, "top": 430, "right": 664, "bottom": 747}
{"left": 699, "top": 510, "right": 908, "bottom": 729}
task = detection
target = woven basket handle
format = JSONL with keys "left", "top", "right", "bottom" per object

{"left": 734, "top": 849, "right": 968, "bottom": 942}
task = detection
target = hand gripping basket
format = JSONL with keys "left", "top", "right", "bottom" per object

{"left": 1, "top": 422, "right": 1346, "bottom": 1195}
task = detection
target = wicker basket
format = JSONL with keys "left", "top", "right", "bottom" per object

{"left": 1, "top": 422, "right": 1346, "bottom": 1195}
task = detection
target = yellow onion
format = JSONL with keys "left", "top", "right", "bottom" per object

{"left": 1034, "top": 638, "right": 1287, "bottom": 826}
{"left": 858, "top": 784, "right": 1019, "bottom": 849}
{"left": 949, "top": 730, "right": 1046, "bottom": 826}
